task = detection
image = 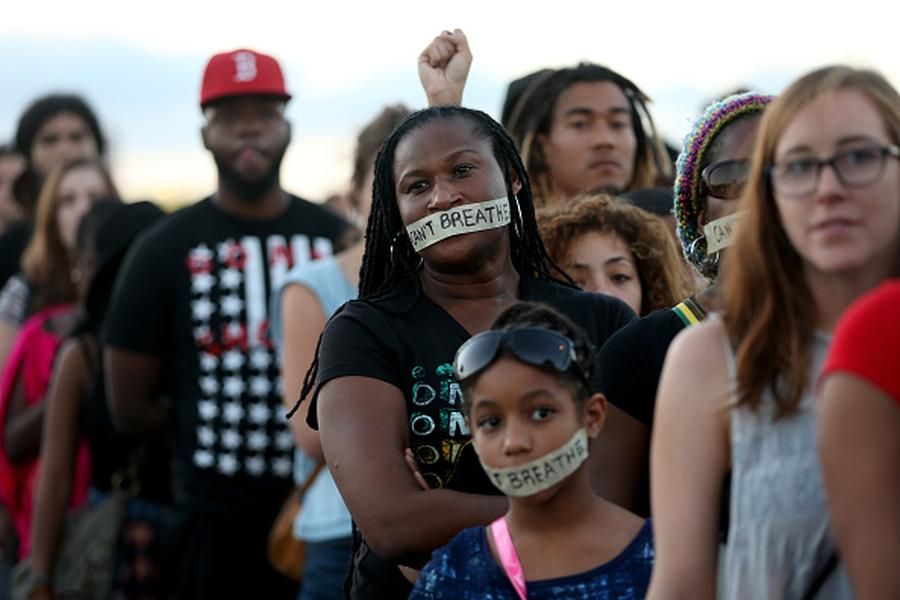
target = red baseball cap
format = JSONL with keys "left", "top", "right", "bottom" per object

{"left": 200, "top": 48, "right": 292, "bottom": 106}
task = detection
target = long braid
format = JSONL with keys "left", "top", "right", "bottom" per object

{"left": 291, "top": 106, "right": 573, "bottom": 420}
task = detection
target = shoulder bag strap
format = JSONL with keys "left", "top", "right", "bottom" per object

{"left": 299, "top": 461, "right": 326, "bottom": 497}
{"left": 489, "top": 516, "right": 527, "bottom": 600}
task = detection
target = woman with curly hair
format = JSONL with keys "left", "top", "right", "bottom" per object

{"left": 538, "top": 194, "right": 693, "bottom": 316}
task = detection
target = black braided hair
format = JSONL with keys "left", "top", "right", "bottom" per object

{"left": 508, "top": 62, "right": 673, "bottom": 203}
{"left": 290, "top": 106, "right": 573, "bottom": 419}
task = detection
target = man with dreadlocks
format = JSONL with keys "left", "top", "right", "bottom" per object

{"left": 594, "top": 92, "right": 773, "bottom": 516}
{"left": 294, "top": 106, "right": 638, "bottom": 597}
{"left": 504, "top": 62, "right": 673, "bottom": 206}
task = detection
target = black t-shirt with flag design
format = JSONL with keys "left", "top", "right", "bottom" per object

{"left": 104, "top": 196, "right": 350, "bottom": 514}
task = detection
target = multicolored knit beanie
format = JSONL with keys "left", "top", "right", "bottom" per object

{"left": 674, "top": 92, "right": 774, "bottom": 281}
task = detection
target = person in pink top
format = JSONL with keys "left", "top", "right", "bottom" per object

{"left": 0, "top": 158, "right": 115, "bottom": 559}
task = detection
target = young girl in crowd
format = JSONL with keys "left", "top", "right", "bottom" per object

{"left": 410, "top": 302, "right": 653, "bottom": 599}
{"left": 506, "top": 63, "right": 672, "bottom": 205}
{"left": 538, "top": 194, "right": 693, "bottom": 316}
{"left": 0, "top": 158, "right": 118, "bottom": 560}
{"left": 294, "top": 105, "right": 637, "bottom": 598}
{"left": 26, "top": 200, "right": 169, "bottom": 599}
{"left": 649, "top": 65, "right": 900, "bottom": 599}
{"left": 818, "top": 280, "right": 900, "bottom": 599}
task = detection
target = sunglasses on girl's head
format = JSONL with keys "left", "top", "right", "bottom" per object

{"left": 453, "top": 327, "right": 590, "bottom": 385}
{"left": 701, "top": 158, "right": 750, "bottom": 199}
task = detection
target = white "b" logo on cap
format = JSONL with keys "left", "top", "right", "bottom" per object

{"left": 233, "top": 51, "right": 258, "bottom": 82}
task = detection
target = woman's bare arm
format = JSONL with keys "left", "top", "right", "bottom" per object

{"left": 317, "top": 375, "right": 506, "bottom": 565}
{"left": 647, "top": 320, "right": 731, "bottom": 600}
{"left": 818, "top": 374, "right": 900, "bottom": 600}
{"left": 280, "top": 283, "right": 328, "bottom": 460}
{"left": 3, "top": 371, "right": 45, "bottom": 464}
{"left": 418, "top": 29, "right": 472, "bottom": 107}
{"left": 29, "top": 340, "right": 90, "bottom": 576}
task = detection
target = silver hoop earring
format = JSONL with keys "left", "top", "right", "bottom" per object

{"left": 389, "top": 230, "right": 405, "bottom": 266}
{"left": 512, "top": 194, "right": 523, "bottom": 239}
{"left": 688, "top": 235, "right": 707, "bottom": 261}
{"left": 389, "top": 230, "right": 423, "bottom": 271}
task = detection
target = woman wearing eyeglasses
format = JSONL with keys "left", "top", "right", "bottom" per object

{"left": 592, "top": 93, "right": 772, "bottom": 514}
{"left": 410, "top": 302, "right": 653, "bottom": 599}
{"left": 648, "top": 65, "right": 900, "bottom": 599}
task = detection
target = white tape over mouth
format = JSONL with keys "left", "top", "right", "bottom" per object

{"left": 479, "top": 428, "right": 589, "bottom": 497}
{"left": 703, "top": 211, "right": 743, "bottom": 255}
{"left": 405, "top": 196, "right": 511, "bottom": 252}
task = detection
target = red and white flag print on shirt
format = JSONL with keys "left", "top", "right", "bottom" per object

{"left": 186, "top": 234, "right": 333, "bottom": 478}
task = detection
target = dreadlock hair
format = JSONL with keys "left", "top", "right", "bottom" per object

{"left": 507, "top": 62, "right": 673, "bottom": 205}
{"left": 290, "top": 106, "right": 573, "bottom": 419}
{"left": 459, "top": 301, "right": 597, "bottom": 412}
{"left": 674, "top": 92, "right": 773, "bottom": 281}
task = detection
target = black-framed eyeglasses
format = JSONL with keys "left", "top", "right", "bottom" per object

{"left": 453, "top": 327, "right": 590, "bottom": 386}
{"left": 768, "top": 143, "right": 900, "bottom": 198}
{"left": 701, "top": 159, "right": 750, "bottom": 200}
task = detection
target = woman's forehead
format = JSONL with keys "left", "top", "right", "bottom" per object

{"left": 394, "top": 117, "right": 493, "bottom": 172}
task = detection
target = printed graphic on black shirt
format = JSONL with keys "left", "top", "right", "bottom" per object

{"left": 409, "top": 362, "right": 472, "bottom": 490}
{"left": 187, "top": 234, "right": 333, "bottom": 479}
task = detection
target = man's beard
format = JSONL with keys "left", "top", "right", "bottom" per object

{"left": 213, "top": 145, "right": 287, "bottom": 204}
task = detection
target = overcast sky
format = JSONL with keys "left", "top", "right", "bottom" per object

{"left": 3, "top": 0, "right": 897, "bottom": 206}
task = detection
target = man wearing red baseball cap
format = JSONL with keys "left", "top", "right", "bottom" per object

{"left": 103, "top": 48, "right": 352, "bottom": 599}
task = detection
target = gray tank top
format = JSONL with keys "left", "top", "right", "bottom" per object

{"left": 720, "top": 323, "right": 851, "bottom": 599}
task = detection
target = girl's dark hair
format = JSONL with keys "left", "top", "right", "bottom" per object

{"left": 13, "top": 94, "right": 107, "bottom": 215}
{"left": 74, "top": 199, "right": 120, "bottom": 258}
{"left": 74, "top": 200, "right": 122, "bottom": 329}
{"left": 460, "top": 301, "right": 596, "bottom": 408}
{"left": 82, "top": 201, "right": 165, "bottom": 334}
{"left": 508, "top": 62, "right": 672, "bottom": 203}
{"left": 290, "top": 106, "right": 572, "bottom": 418}
{"left": 15, "top": 93, "right": 106, "bottom": 160}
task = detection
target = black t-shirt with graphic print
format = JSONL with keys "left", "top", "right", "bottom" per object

{"left": 103, "top": 195, "right": 350, "bottom": 515}
{"left": 310, "top": 273, "right": 636, "bottom": 598}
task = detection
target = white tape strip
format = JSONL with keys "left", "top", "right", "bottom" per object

{"left": 405, "top": 196, "right": 511, "bottom": 252}
{"left": 703, "top": 211, "right": 743, "bottom": 255}
{"left": 479, "top": 429, "right": 589, "bottom": 497}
